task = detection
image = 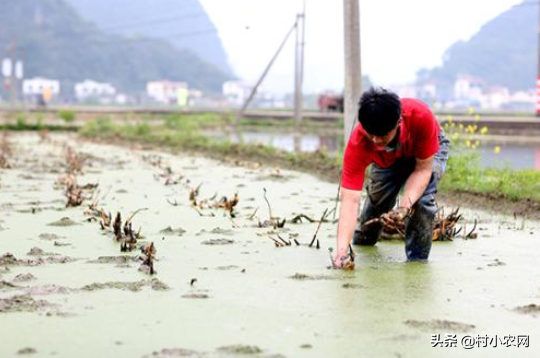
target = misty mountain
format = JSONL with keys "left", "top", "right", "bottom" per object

{"left": 63, "top": 0, "right": 233, "bottom": 75}
{"left": 417, "top": 1, "right": 537, "bottom": 96}
{"left": 0, "top": 0, "right": 232, "bottom": 97}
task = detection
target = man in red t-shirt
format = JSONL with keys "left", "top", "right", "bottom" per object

{"left": 333, "top": 87, "right": 449, "bottom": 268}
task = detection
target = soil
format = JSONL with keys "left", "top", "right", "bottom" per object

{"left": 404, "top": 319, "right": 476, "bottom": 333}
{"left": 514, "top": 304, "right": 540, "bottom": 316}
{"left": 81, "top": 279, "right": 169, "bottom": 292}
{"left": 0, "top": 294, "right": 53, "bottom": 313}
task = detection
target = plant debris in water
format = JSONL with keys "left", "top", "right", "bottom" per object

{"left": 0, "top": 132, "right": 13, "bottom": 169}
{"left": 217, "top": 345, "right": 263, "bottom": 355}
{"left": 159, "top": 226, "right": 187, "bottom": 236}
{"left": 289, "top": 273, "right": 338, "bottom": 281}
{"left": 404, "top": 319, "right": 475, "bottom": 332}
{"left": 258, "top": 188, "right": 286, "bottom": 229}
{"left": 0, "top": 280, "right": 19, "bottom": 289}
{"left": 362, "top": 207, "right": 472, "bottom": 241}
{"left": 81, "top": 278, "right": 169, "bottom": 292}
{"left": 47, "top": 217, "right": 80, "bottom": 227}
{"left": 514, "top": 304, "right": 540, "bottom": 316}
{"left": 88, "top": 255, "right": 138, "bottom": 265}
{"left": 13, "top": 273, "right": 37, "bottom": 282}
{"left": 0, "top": 294, "right": 53, "bottom": 313}
{"left": 201, "top": 238, "right": 234, "bottom": 245}
{"left": 139, "top": 242, "right": 156, "bottom": 275}
{"left": 181, "top": 293, "right": 210, "bottom": 299}
{"left": 143, "top": 345, "right": 281, "bottom": 358}
{"left": 17, "top": 347, "right": 37, "bottom": 355}
{"left": 27, "top": 247, "right": 58, "bottom": 256}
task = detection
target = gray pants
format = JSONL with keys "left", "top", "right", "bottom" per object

{"left": 352, "top": 132, "right": 450, "bottom": 260}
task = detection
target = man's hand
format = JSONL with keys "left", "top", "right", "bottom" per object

{"left": 332, "top": 248, "right": 355, "bottom": 270}
{"left": 333, "top": 188, "right": 361, "bottom": 270}
{"left": 381, "top": 207, "right": 411, "bottom": 232}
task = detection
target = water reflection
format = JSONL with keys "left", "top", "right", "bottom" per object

{"left": 210, "top": 131, "right": 540, "bottom": 170}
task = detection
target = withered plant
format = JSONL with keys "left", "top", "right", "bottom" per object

{"left": 65, "top": 182, "right": 84, "bottom": 207}
{"left": 361, "top": 206, "right": 468, "bottom": 241}
{"left": 139, "top": 242, "right": 156, "bottom": 275}
{"left": 213, "top": 193, "right": 239, "bottom": 218}
{"left": 188, "top": 183, "right": 203, "bottom": 206}
{"left": 0, "top": 132, "right": 12, "bottom": 169}
{"left": 258, "top": 188, "right": 286, "bottom": 229}
{"left": 64, "top": 146, "right": 84, "bottom": 174}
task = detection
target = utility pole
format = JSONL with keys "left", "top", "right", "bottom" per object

{"left": 537, "top": 0, "right": 540, "bottom": 117}
{"left": 8, "top": 43, "right": 18, "bottom": 105}
{"left": 294, "top": 0, "right": 306, "bottom": 124}
{"left": 343, "top": 0, "right": 362, "bottom": 142}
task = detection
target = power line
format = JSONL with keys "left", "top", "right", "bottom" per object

{"left": 100, "top": 12, "right": 209, "bottom": 32}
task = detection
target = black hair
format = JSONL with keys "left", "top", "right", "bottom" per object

{"left": 357, "top": 87, "right": 401, "bottom": 136}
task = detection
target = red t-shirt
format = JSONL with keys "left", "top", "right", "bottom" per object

{"left": 341, "top": 98, "right": 440, "bottom": 190}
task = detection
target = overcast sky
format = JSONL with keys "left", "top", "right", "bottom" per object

{"left": 199, "top": 0, "right": 524, "bottom": 94}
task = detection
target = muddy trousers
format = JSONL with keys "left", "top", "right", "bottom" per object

{"left": 352, "top": 133, "right": 450, "bottom": 260}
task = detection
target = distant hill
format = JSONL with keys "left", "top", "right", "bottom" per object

{"left": 0, "top": 0, "right": 232, "bottom": 98}
{"left": 64, "top": 0, "right": 233, "bottom": 75}
{"left": 417, "top": 1, "right": 536, "bottom": 96}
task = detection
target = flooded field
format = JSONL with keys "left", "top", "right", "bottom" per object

{"left": 0, "top": 132, "right": 539, "bottom": 358}
{"left": 207, "top": 130, "right": 540, "bottom": 171}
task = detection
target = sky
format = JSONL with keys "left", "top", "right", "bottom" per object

{"left": 199, "top": 0, "right": 524, "bottom": 94}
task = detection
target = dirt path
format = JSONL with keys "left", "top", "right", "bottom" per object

{"left": 0, "top": 132, "right": 538, "bottom": 358}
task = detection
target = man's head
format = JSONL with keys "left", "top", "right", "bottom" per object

{"left": 358, "top": 87, "right": 402, "bottom": 147}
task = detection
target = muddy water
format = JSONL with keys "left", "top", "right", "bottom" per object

{"left": 207, "top": 130, "right": 540, "bottom": 170}
{"left": 0, "top": 133, "right": 539, "bottom": 358}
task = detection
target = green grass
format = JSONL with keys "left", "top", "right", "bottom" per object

{"left": 440, "top": 152, "right": 540, "bottom": 202}
{"left": 58, "top": 110, "right": 76, "bottom": 123}
{"left": 0, "top": 120, "right": 78, "bottom": 132}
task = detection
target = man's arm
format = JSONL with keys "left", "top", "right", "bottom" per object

{"left": 400, "top": 155, "right": 434, "bottom": 209}
{"left": 334, "top": 188, "right": 362, "bottom": 266}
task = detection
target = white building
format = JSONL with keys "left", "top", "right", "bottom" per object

{"left": 75, "top": 79, "right": 116, "bottom": 101}
{"left": 454, "top": 75, "right": 484, "bottom": 101}
{"left": 147, "top": 81, "right": 188, "bottom": 104}
{"left": 22, "top": 77, "right": 60, "bottom": 98}
{"left": 222, "top": 81, "right": 253, "bottom": 107}
{"left": 479, "top": 87, "right": 510, "bottom": 109}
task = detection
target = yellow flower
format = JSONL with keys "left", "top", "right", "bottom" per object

{"left": 468, "top": 107, "right": 475, "bottom": 115}
{"left": 459, "top": 124, "right": 464, "bottom": 129}
{"left": 466, "top": 140, "right": 471, "bottom": 148}
{"left": 447, "top": 115, "right": 453, "bottom": 122}
{"left": 474, "top": 140, "right": 480, "bottom": 147}
{"left": 480, "top": 126, "right": 488, "bottom": 135}
{"left": 474, "top": 114, "right": 480, "bottom": 121}
{"left": 493, "top": 146, "right": 501, "bottom": 154}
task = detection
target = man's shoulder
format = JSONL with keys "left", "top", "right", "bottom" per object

{"left": 401, "top": 98, "right": 433, "bottom": 114}
{"left": 401, "top": 98, "right": 437, "bottom": 125}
